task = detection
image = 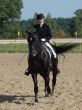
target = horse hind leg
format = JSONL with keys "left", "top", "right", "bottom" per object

{"left": 51, "top": 58, "right": 60, "bottom": 95}
{"left": 42, "top": 75, "right": 48, "bottom": 96}
{"left": 45, "top": 76, "right": 51, "bottom": 96}
{"left": 54, "top": 57, "right": 60, "bottom": 74}
{"left": 52, "top": 69, "right": 57, "bottom": 95}
{"left": 42, "top": 72, "right": 51, "bottom": 97}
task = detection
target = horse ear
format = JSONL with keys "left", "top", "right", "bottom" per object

{"left": 26, "top": 29, "right": 36, "bottom": 34}
{"left": 32, "top": 28, "right": 36, "bottom": 33}
{"left": 26, "top": 27, "right": 37, "bottom": 33}
{"left": 26, "top": 30, "right": 30, "bottom": 34}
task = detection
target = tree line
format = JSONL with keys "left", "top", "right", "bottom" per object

{"left": 0, "top": 0, "right": 82, "bottom": 39}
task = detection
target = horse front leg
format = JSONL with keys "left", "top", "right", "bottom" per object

{"left": 31, "top": 73, "right": 38, "bottom": 102}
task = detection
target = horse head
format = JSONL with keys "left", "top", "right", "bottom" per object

{"left": 26, "top": 30, "right": 42, "bottom": 57}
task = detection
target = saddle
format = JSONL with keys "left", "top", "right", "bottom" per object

{"left": 43, "top": 43, "right": 53, "bottom": 58}
{"left": 41, "top": 38, "right": 56, "bottom": 58}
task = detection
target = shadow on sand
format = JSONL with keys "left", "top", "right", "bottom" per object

{"left": 0, "top": 94, "right": 45, "bottom": 105}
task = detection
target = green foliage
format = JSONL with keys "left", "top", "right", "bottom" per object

{"left": 10, "top": 11, "right": 82, "bottom": 39}
{"left": 55, "top": 30, "right": 65, "bottom": 38}
{"left": 0, "top": 0, "right": 23, "bottom": 23}
{"left": 0, "top": 21, "right": 22, "bottom": 39}
{"left": 69, "top": 17, "right": 77, "bottom": 37}
{"left": 55, "top": 17, "right": 71, "bottom": 37}
{"left": 0, "top": 0, "right": 23, "bottom": 39}
{"left": 45, "top": 13, "right": 57, "bottom": 36}
{"left": 78, "top": 23, "right": 82, "bottom": 37}
{"left": 74, "top": 9, "right": 82, "bottom": 20}
{"left": 0, "top": 5, "right": 82, "bottom": 39}
{"left": 74, "top": 9, "right": 82, "bottom": 37}
{"left": 20, "top": 19, "right": 35, "bottom": 38}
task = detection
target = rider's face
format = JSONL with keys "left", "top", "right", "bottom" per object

{"left": 36, "top": 19, "right": 44, "bottom": 24}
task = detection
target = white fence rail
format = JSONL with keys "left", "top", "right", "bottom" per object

{"left": 0, "top": 39, "right": 27, "bottom": 44}
{"left": 0, "top": 38, "right": 82, "bottom": 44}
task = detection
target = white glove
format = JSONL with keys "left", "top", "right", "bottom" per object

{"left": 41, "top": 38, "right": 46, "bottom": 41}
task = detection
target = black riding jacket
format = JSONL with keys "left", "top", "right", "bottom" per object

{"left": 34, "top": 23, "right": 52, "bottom": 42}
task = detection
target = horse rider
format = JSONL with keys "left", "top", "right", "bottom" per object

{"left": 34, "top": 13, "right": 56, "bottom": 58}
{"left": 25, "top": 13, "right": 58, "bottom": 75}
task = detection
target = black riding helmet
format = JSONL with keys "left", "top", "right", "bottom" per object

{"left": 36, "top": 13, "right": 45, "bottom": 20}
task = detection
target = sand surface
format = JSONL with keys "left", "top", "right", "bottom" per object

{"left": 0, "top": 53, "right": 82, "bottom": 110}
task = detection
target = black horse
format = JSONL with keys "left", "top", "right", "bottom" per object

{"left": 26, "top": 30, "right": 77, "bottom": 102}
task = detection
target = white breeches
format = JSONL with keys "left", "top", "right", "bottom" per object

{"left": 45, "top": 42, "right": 56, "bottom": 58}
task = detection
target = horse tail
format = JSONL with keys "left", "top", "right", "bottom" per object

{"left": 52, "top": 43, "right": 78, "bottom": 55}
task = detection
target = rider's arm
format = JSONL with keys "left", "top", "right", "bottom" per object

{"left": 46, "top": 25, "right": 52, "bottom": 42}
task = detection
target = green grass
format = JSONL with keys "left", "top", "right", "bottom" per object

{"left": 0, "top": 44, "right": 28, "bottom": 53}
{"left": 0, "top": 43, "right": 82, "bottom": 53}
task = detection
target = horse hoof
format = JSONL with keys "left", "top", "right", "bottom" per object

{"left": 35, "top": 99, "right": 39, "bottom": 103}
{"left": 47, "top": 88, "right": 51, "bottom": 94}
{"left": 45, "top": 93, "right": 49, "bottom": 97}
{"left": 51, "top": 92, "right": 54, "bottom": 96}
{"left": 57, "top": 68, "right": 60, "bottom": 74}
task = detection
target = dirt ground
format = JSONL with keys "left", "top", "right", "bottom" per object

{"left": 0, "top": 53, "right": 82, "bottom": 110}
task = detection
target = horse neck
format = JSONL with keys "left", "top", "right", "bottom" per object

{"left": 40, "top": 44, "right": 49, "bottom": 58}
